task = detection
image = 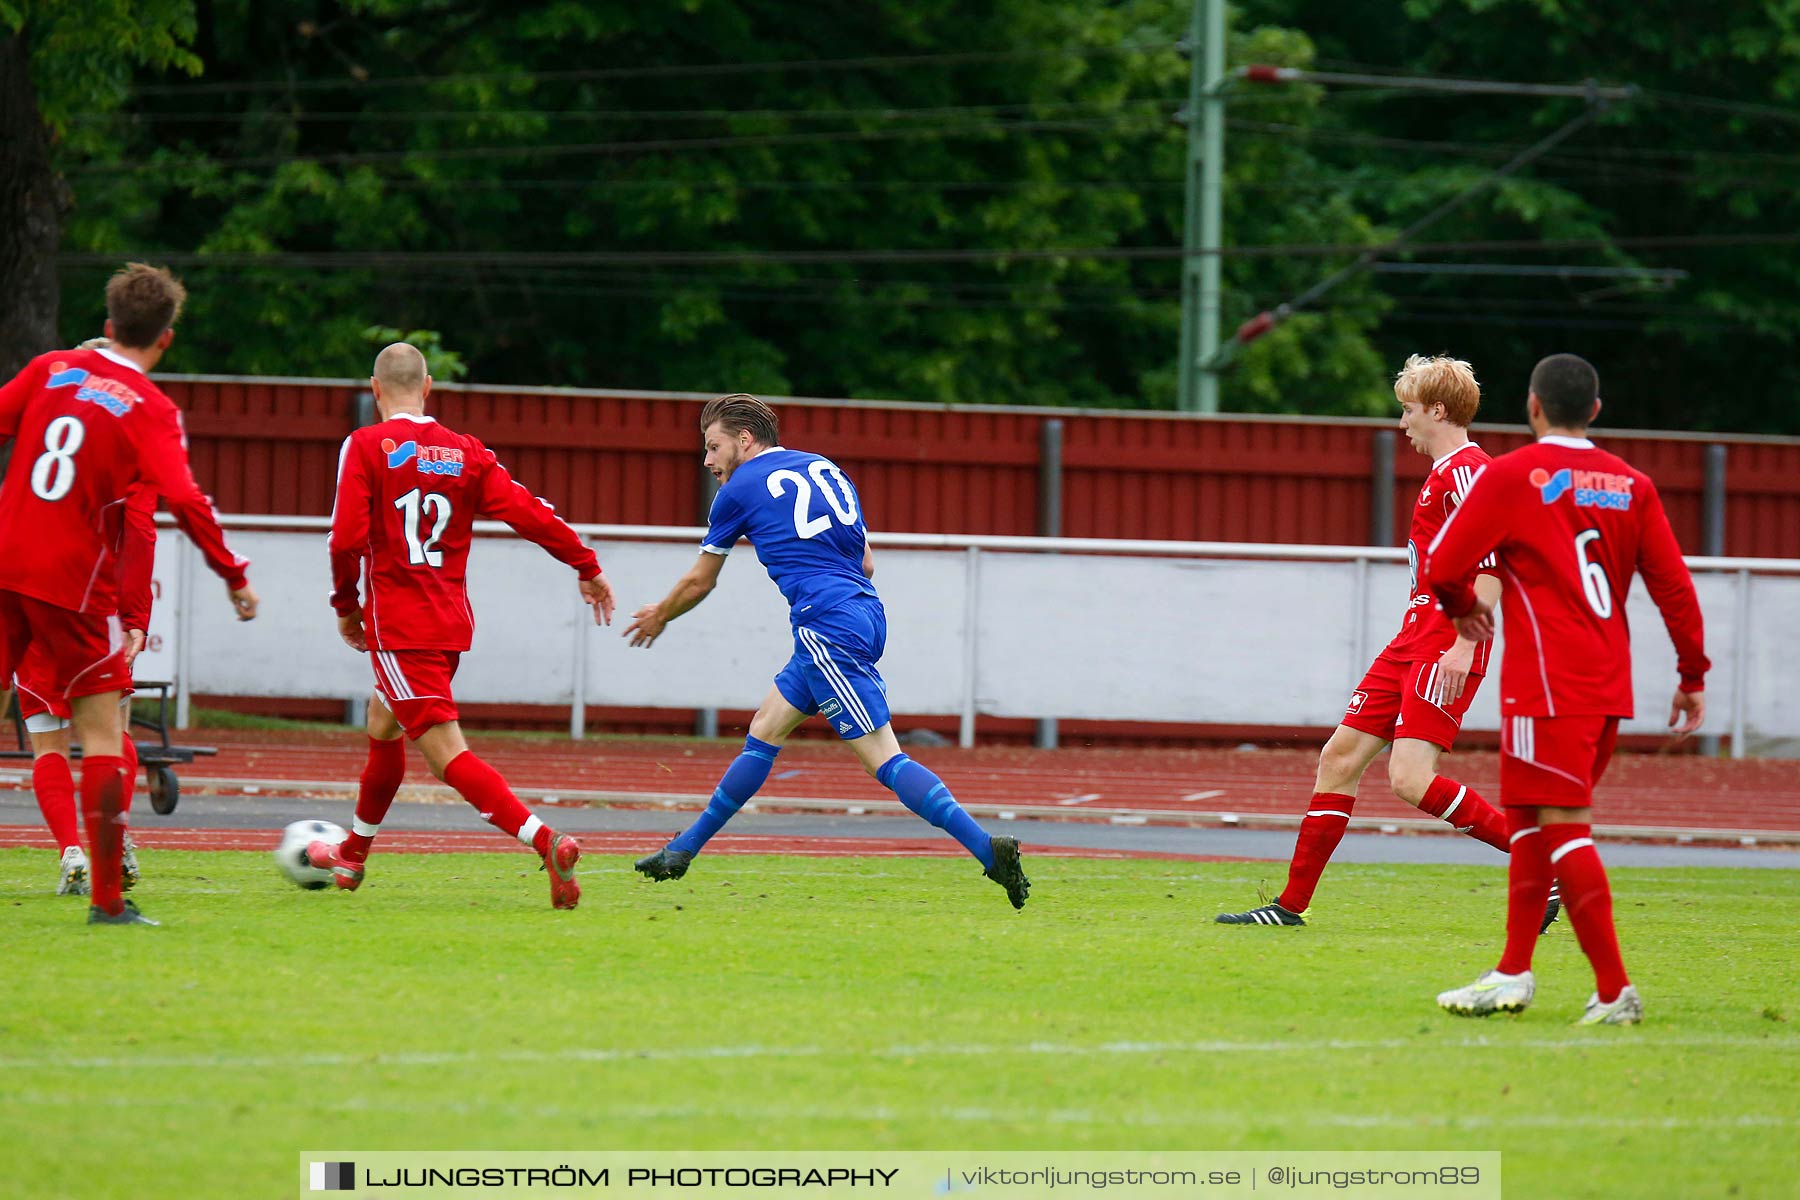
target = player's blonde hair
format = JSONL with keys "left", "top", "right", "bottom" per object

{"left": 1394, "top": 354, "right": 1480, "bottom": 427}
{"left": 701, "top": 393, "right": 779, "bottom": 447}
{"left": 105, "top": 263, "right": 186, "bottom": 349}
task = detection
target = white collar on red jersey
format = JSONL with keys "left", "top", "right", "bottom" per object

{"left": 1540, "top": 434, "right": 1596, "bottom": 450}
{"left": 95, "top": 347, "right": 146, "bottom": 375}
{"left": 388, "top": 412, "right": 437, "bottom": 424}
{"left": 1431, "top": 441, "right": 1480, "bottom": 472}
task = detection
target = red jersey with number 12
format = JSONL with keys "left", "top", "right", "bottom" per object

{"left": 1385, "top": 441, "right": 1495, "bottom": 671}
{"left": 0, "top": 347, "right": 246, "bottom": 615}
{"left": 329, "top": 414, "right": 599, "bottom": 651}
{"left": 1427, "top": 435, "right": 1708, "bottom": 718}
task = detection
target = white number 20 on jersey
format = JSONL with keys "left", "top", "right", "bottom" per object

{"left": 395, "top": 488, "right": 451, "bottom": 567}
{"left": 767, "top": 462, "right": 858, "bottom": 539}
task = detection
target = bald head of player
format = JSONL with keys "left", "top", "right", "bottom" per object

{"left": 370, "top": 342, "right": 432, "bottom": 418}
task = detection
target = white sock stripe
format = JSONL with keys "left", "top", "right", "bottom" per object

{"left": 352, "top": 818, "right": 381, "bottom": 837}
{"left": 1548, "top": 836, "right": 1596, "bottom": 864}
{"left": 1305, "top": 809, "right": 1352, "bottom": 819}
{"left": 1440, "top": 785, "right": 1466, "bottom": 821}
{"left": 517, "top": 815, "right": 544, "bottom": 849}
{"left": 798, "top": 628, "right": 874, "bottom": 731}
{"left": 1509, "top": 825, "right": 1542, "bottom": 845}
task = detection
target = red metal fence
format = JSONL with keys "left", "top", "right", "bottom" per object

{"left": 165, "top": 376, "right": 1800, "bottom": 558}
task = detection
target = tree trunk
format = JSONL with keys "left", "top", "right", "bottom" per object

{"left": 0, "top": 31, "right": 63, "bottom": 380}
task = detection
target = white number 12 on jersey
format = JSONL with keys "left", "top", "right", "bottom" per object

{"left": 395, "top": 488, "right": 451, "bottom": 567}
{"left": 768, "top": 462, "right": 858, "bottom": 539}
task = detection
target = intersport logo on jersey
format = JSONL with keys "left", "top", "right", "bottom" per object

{"left": 382, "top": 438, "right": 465, "bottom": 476}
{"left": 45, "top": 365, "right": 142, "bottom": 417}
{"left": 1530, "top": 466, "right": 1633, "bottom": 511}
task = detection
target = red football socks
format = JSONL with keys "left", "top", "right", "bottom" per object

{"left": 1496, "top": 809, "right": 1553, "bottom": 975}
{"left": 1419, "top": 775, "right": 1507, "bottom": 852}
{"left": 443, "top": 750, "right": 553, "bottom": 856}
{"left": 79, "top": 755, "right": 128, "bottom": 915}
{"left": 32, "top": 754, "right": 81, "bottom": 852}
{"left": 341, "top": 736, "right": 407, "bottom": 862}
{"left": 1276, "top": 793, "right": 1355, "bottom": 912}
{"left": 1543, "top": 822, "right": 1630, "bottom": 1003}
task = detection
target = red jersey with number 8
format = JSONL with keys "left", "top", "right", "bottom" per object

{"left": 1426, "top": 435, "right": 1707, "bottom": 718}
{"left": 329, "top": 413, "right": 599, "bottom": 651}
{"left": 0, "top": 347, "right": 246, "bottom": 615}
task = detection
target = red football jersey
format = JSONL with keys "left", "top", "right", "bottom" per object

{"left": 0, "top": 348, "right": 247, "bottom": 615}
{"left": 329, "top": 413, "right": 600, "bottom": 651}
{"left": 1386, "top": 440, "right": 1496, "bottom": 671}
{"left": 1427, "top": 434, "right": 1708, "bottom": 718}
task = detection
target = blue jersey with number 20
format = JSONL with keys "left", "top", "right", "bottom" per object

{"left": 700, "top": 447, "right": 877, "bottom": 626}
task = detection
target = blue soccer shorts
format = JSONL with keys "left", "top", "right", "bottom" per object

{"left": 772, "top": 596, "right": 891, "bottom": 741}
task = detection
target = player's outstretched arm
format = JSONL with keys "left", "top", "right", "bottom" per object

{"left": 623, "top": 553, "right": 725, "bottom": 648}
{"left": 134, "top": 401, "right": 252, "bottom": 604}
{"left": 1427, "top": 467, "right": 1506, "bottom": 634}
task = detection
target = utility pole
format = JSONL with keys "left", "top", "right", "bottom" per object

{"left": 1177, "top": 0, "right": 1226, "bottom": 413}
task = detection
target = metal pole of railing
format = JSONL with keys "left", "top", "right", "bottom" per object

{"left": 1697, "top": 446, "right": 1730, "bottom": 755}
{"left": 1035, "top": 419, "right": 1064, "bottom": 750}
{"left": 696, "top": 461, "right": 721, "bottom": 738}
{"left": 1369, "top": 429, "right": 1396, "bottom": 547}
{"left": 569, "top": 576, "right": 588, "bottom": 740}
{"left": 1731, "top": 568, "right": 1752, "bottom": 760}
{"left": 174, "top": 536, "right": 195, "bottom": 730}
{"left": 1350, "top": 555, "right": 1370, "bottom": 692}
{"left": 1703, "top": 443, "right": 1728, "bottom": 556}
{"left": 960, "top": 546, "right": 982, "bottom": 749}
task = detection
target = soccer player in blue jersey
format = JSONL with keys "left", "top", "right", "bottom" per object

{"left": 621, "top": 394, "right": 1029, "bottom": 908}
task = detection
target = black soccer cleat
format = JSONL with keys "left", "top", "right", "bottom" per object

{"left": 984, "top": 836, "right": 1030, "bottom": 910}
{"left": 1215, "top": 901, "right": 1307, "bottom": 927}
{"left": 87, "top": 899, "right": 160, "bottom": 927}
{"left": 634, "top": 847, "right": 693, "bottom": 882}
{"left": 1540, "top": 883, "right": 1562, "bottom": 935}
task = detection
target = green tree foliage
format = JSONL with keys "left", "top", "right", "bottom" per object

{"left": 36, "top": 1, "right": 1800, "bottom": 429}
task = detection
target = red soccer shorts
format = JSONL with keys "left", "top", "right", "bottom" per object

{"left": 0, "top": 590, "right": 131, "bottom": 709}
{"left": 369, "top": 649, "right": 461, "bottom": 740}
{"left": 14, "top": 640, "right": 137, "bottom": 726}
{"left": 1499, "top": 714, "right": 1621, "bottom": 808}
{"left": 1339, "top": 650, "right": 1483, "bottom": 751}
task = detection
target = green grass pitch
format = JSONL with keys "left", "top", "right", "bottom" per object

{"left": 2, "top": 847, "right": 1796, "bottom": 1199}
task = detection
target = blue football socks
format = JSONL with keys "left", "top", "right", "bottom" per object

{"left": 876, "top": 753, "right": 995, "bottom": 869}
{"left": 669, "top": 736, "right": 782, "bottom": 855}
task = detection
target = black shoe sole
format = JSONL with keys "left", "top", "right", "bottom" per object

{"left": 985, "top": 837, "right": 1029, "bottom": 909}
{"left": 633, "top": 851, "right": 691, "bottom": 882}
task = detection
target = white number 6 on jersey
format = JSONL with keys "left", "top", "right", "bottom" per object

{"left": 1575, "top": 528, "right": 1613, "bottom": 618}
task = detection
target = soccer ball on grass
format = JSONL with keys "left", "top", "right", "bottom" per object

{"left": 274, "top": 819, "right": 347, "bottom": 890}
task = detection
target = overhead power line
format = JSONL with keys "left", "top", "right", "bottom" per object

{"left": 133, "top": 43, "right": 1179, "bottom": 98}
{"left": 55, "top": 232, "right": 1800, "bottom": 272}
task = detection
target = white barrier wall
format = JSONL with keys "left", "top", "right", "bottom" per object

{"left": 161, "top": 520, "right": 1799, "bottom": 753}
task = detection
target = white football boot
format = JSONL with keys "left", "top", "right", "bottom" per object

{"left": 1578, "top": 985, "right": 1643, "bottom": 1026}
{"left": 56, "top": 846, "right": 90, "bottom": 896}
{"left": 1437, "top": 969, "right": 1535, "bottom": 1017}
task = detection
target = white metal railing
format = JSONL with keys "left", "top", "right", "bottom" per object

{"left": 152, "top": 516, "right": 1799, "bottom": 756}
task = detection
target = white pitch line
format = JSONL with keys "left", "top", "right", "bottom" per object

{"left": 15, "top": 1091, "right": 1797, "bottom": 1133}
{"left": 1056, "top": 793, "right": 1104, "bottom": 806}
{"left": 3, "top": 1033, "right": 1791, "bottom": 1073}
{"left": 1181, "top": 790, "right": 1227, "bottom": 803}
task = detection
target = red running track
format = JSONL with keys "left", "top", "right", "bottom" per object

{"left": 4, "top": 727, "right": 1791, "bottom": 837}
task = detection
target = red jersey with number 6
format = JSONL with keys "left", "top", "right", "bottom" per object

{"left": 0, "top": 347, "right": 247, "bottom": 615}
{"left": 329, "top": 413, "right": 600, "bottom": 651}
{"left": 1426, "top": 435, "right": 1708, "bottom": 718}
{"left": 1386, "top": 440, "right": 1496, "bottom": 671}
